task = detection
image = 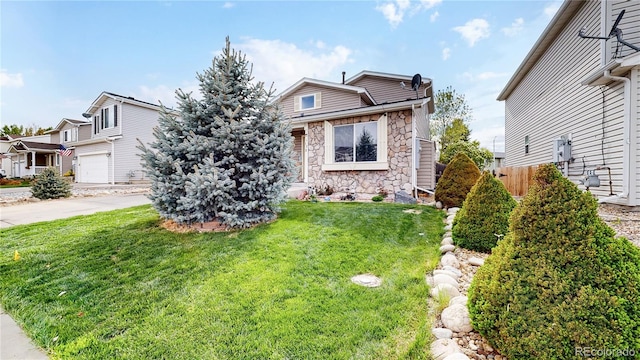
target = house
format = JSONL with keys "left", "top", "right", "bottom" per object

{"left": 3, "top": 133, "right": 59, "bottom": 178}
{"left": 275, "top": 70, "right": 436, "bottom": 197}
{"left": 46, "top": 118, "right": 92, "bottom": 176}
{"left": 497, "top": 0, "right": 639, "bottom": 206}
{"left": 73, "top": 91, "right": 167, "bottom": 184}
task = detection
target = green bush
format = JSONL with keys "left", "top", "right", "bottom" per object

{"left": 371, "top": 195, "right": 384, "bottom": 202}
{"left": 452, "top": 171, "right": 517, "bottom": 253}
{"left": 434, "top": 152, "right": 481, "bottom": 208}
{"left": 468, "top": 164, "right": 640, "bottom": 358}
{"left": 31, "top": 167, "right": 71, "bottom": 200}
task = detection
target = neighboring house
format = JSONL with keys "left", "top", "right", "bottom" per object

{"left": 46, "top": 118, "right": 92, "bottom": 176}
{"left": 3, "top": 134, "right": 58, "bottom": 177}
{"left": 274, "top": 70, "right": 436, "bottom": 196}
{"left": 497, "top": 0, "right": 639, "bottom": 206}
{"left": 73, "top": 91, "right": 168, "bottom": 184}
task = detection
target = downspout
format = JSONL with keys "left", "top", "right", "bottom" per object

{"left": 599, "top": 70, "right": 630, "bottom": 204}
{"left": 411, "top": 104, "right": 417, "bottom": 198}
{"left": 107, "top": 138, "right": 116, "bottom": 185}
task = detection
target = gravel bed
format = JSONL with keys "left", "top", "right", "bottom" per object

{"left": 0, "top": 185, "right": 150, "bottom": 206}
{"left": 598, "top": 204, "right": 640, "bottom": 248}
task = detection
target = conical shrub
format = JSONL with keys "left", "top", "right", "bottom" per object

{"left": 435, "top": 152, "right": 481, "bottom": 208}
{"left": 31, "top": 167, "right": 71, "bottom": 200}
{"left": 452, "top": 171, "right": 517, "bottom": 253}
{"left": 468, "top": 163, "right": 640, "bottom": 358}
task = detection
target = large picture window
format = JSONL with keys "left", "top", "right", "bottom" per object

{"left": 334, "top": 122, "right": 377, "bottom": 162}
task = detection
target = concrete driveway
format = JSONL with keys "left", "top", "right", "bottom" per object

{"left": 0, "top": 193, "right": 150, "bottom": 229}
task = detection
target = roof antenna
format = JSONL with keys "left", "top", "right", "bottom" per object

{"left": 400, "top": 73, "right": 422, "bottom": 99}
{"left": 578, "top": 10, "right": 640, "bottom": 55}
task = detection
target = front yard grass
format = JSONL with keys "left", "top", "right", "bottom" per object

{"left": 0, "top": 201, "right": 443, "bottom": 359}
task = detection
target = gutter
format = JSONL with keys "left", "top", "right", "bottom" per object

{"left": 289, "top": 98, "right": 430, "bottom": 125}
{"left": 598, "top": 70, "right": 631, "bottom": 204}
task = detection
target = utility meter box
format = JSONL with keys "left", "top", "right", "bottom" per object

{"left": 552, "top": 137, "right": 572, "bottom": 163}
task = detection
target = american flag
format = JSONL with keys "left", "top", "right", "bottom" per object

{"left": 59, "top": 144, "right": 72, "bottom": 157}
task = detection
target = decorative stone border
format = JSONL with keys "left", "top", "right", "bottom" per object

{"left": 427, "top": 207, "right": 506, "bottom": 360}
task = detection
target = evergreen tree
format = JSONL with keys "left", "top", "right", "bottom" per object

{"left": 31, "top": 167, "right": 71, "bottom": 200}
{"left": 355, "top": 128, "right": 376, "bottom": 161}
{"left": 138, "top": 37, "right": 295, "bottom": 228}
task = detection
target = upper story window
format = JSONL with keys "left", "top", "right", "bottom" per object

{"left": 63, "top": 128, "right": 78, "bottom": 142}
{"left": 95, "top": 104, "right": 119, "bottom": 134}
{"left": 294, "top": 93, "right": 321, "bottom": 112}
{"left": 524, "top": 135, "right": 529, "bottom": 155}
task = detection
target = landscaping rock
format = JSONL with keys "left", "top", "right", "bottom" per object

{"left": 440, "top": 244, "right": 456, "bottom": 253}
{"left": 436, "top": 201, "right": 443, "bottom": 209}
{"left": 442, "top": 266, "right": 462, "bottom": 277}
{"left": 441, "top": 237, "right": 454, "bottom": 246}
{"left": 350, "top": 274, "right": 382, "bottom": 287}
{"left": 431, "top": 339, "right": 462, "bottom": 360}
{"left": 441, "top": 303, "right": 473, "bottom": 333}
{"left": 430, "top": 283, "right": 460, "bottom": 299}
{"left": 394, "top": 191, "right": 417, "bottom": 204}
{"left": 442, "top": 353, "right": 470, "bottom": 360}
{"left": 432, "top": 327, "right": 453, "bottom": 339}
{"left": 448, "top": 207, "right": 460, "bottom": 214}
{"left": 449, "top": 295, "right": 468, "bottom": 307}
{"left": 441, "top": 254, "right": 459, "bottom": 268}
{"left": 433, "top": 269, "right": 460, "bottom": 280}
{"left": 468, "top": 257, "right": 485, "bottom": 266}
{"left": 444, "top": 224, "right": 452, "bottom": 231}
{"left": 433, "top": 274, "right": 459, "bottom": 288}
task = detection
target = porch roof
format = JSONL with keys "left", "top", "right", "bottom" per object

{"left": 8, "top": 141, "right": 61, "bottom": 153}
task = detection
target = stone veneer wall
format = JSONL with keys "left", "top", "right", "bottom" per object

{"left": 306, "top": 110, "right": 413, "bottom": 195}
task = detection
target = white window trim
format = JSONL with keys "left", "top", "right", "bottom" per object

{"left": 103, "top": 106, "right": 113, "bottom": 129}
{"left": 294, "top": 92, "right": 321, "bottom": 112}
{"left": 321, "top": 115, "right": 388, "bottom": 171}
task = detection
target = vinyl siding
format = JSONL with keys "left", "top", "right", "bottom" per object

{"left": 503, "top": 0, "right": 633, "bottom": 200}
{"left": 116, "top": 102, "right": 161, "bottom": 183}
{"left": 349, "top": 76, "right": 428, "bottom": 104}
{"left": 416, "top": 139, "right": 436, "bottom": 190}
{"left": 608, "top": 0, "right": 640, "bottom": 60}
{"left": 280, "top": 84, "right": 362, "bottom": 118}
{"left": 634, "top": 67, "right": 640, "bottom": 205}
{"left": 91, "top": 98, "right": 122, "bottom": 138}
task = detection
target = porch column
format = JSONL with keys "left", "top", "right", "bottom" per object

{"left": 31, "top": 151, "right": 36, "bottom": 175}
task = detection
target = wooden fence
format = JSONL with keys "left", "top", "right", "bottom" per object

{"left": 495, "top": 165, "right": 539, "bottom": 197}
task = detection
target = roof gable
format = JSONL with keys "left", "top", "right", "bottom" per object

{"left": 85, "top": 91, "right": 165, "bottom": 115}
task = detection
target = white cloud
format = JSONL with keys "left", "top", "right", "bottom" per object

{"left": 235, "top": 38, "right": 354, "bottom": 93}
{"left": 544, "top": 3, "right": 561, "bottom": 18}
{"left": 501, "top": 18, "right": 524, "bottom": 37}
{"left": 375, "top": 0, "right": 410, "bottom": 28}
{"left": 471, "top": 126, "right": 505, "bottom": 152}
{"left": 135, "top": 82, "right": 199, "bottom": 109}
{"left": 0, "top": 70, "right": 24, "bottom": 88}
{"left": 222, "top": 2, "right": 234, "bottom": 9}
{"left": 430, "top": 11, "right": 439, "bottom": 23}
{"left": 376, "top": 0, "right": 441, "bottom": 27}
{"left": 419, "top": 0, "right": 442, "bottom": 10}
{"left": 442, "top": 48, "right": 451, "bottom": 60}
{"left": 453, "top": 18, "right": 490, "bottom": 47}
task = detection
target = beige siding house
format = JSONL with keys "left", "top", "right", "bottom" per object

{"left": 74, "top": 92, "right": 167, "bottom": 184}
{"left": 498, "top": 0, "right": 640, "bottom": 206}
{"left": 275, "top": 70, "right": 436, "bottom": 197}
{"left": 47, "top": 118, "right": 92, "bottom": 176}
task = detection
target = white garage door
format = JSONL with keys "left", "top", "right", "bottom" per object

{"left": 78, "top": 153, "right": 109, "bottom": 183}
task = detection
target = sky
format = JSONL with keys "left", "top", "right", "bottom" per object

{"left": 1, "top": 0, "right": 564, "bottom": 152}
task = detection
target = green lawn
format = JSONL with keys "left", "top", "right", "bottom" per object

{"left": 0, "top": 201, "right": 443, "bottom": 359}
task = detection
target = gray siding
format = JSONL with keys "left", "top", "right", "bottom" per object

{"left": 416, "top": 139, "right": 436, "bottom": 190}
{"left": 608, "top": 0, "right": 640, "bottom": 59}
{"left": 504, "top": 0, "right": 632, "bottom": 200}
{"left": 634, "top": 67, "right": 640, "bottom": 205}
{"left": 78, "top": 125, "right": 92, "bottom": 141}
{"left": 116, "top": 102, "right": 161, "bottom": 183}
{"left": 91, "top": 98, "right": 122, "bottom": 139}
{"left": 349, "top": 76, "right": 429, "bottom": 104}
{"left": 280, "top": 84, "right": 361, "bottom": 118}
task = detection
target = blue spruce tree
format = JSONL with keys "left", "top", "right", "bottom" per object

{"left": 138, "top": 37, "right": 295, "bottom": 228}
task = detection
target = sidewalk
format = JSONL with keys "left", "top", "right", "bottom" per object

{"left": 0, "top": 192, "right": 151, "bottom": 358}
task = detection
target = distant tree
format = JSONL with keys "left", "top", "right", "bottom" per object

{"left": 439, "top": 140, "right": 493, "bottom": 169}
{"left": 440, "top": 118, "right": 471, "bottom": 152}
{"left": 1, "top": 124, "right": 25, "bottom": 136}
{"left": 138, "top": 37, "right": 296, "bottom": 229}
{"left": 1, "top": 124, "right": 51, "bottom": 137}
{"left": 430, "top": 86, "right": 472, "bottom": 150}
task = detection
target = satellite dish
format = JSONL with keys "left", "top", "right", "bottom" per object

{"left": 609, "top": 9, "right": 625, "bottom": 37}
{"left": 411, "top": 74, "right": 422, "bottom": 91}
{"left": 82, "top": 113, "right": 92, "bottom": 118}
